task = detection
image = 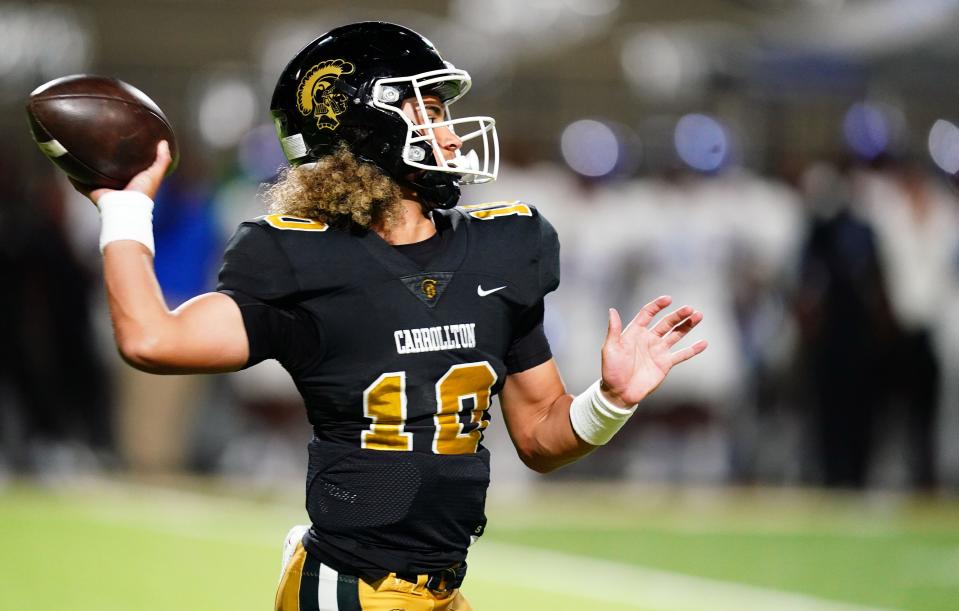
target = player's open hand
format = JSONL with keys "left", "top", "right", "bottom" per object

{"left": 599, "top": 296, "right": 707, "bottom": 408}
{"left": 72, "top": 140, "right": 173, "bottom": 206}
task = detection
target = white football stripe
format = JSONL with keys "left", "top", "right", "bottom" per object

{"left": 37, "top": 138, "right": 68, "bottom": 158}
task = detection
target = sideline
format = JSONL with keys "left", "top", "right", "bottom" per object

{"left": 467, "top": 540, "right": 894, "bottom": 611}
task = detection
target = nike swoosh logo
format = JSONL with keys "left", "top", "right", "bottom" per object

{"left": 477, "top": 285, "right": 506, "bottom": 297}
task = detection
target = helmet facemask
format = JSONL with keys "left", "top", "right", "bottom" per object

{"left": 371, "top": 67, "right": 499, "bottom": 186}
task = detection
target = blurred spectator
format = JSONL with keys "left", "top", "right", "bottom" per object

{"left": 598, "top": 168, "right": 799, "bottom": 482}
{"left": 854, "top": 161, "right": 959, "bottom": 489}
{"left": 0, "top": 158, "right": 112, "bottom": 474}
{"left": 794, "top": 162, "right": 897, "bottom": 488}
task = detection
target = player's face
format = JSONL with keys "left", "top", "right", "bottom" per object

{"left": 401, "top": 94, "right": 462, "bottom": 161}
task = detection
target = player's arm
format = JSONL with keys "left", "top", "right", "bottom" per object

{"left": 102, "top": 243, "right": 248, "bottom": 374}
{"left": 499, "top": 296, "right": 707, "bottom": 473}
{"left": 80, "top": 141, "right": 249, "bottom": 374}
{"left": 498, "top": 358, "right": 586, "bottom": 472}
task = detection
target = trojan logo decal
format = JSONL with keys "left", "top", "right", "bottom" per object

{"left": 296, "top": 59, "right": 356, "bottom": 130}
{"left": 421, "top": 279, "right": 438, "bottom": 300}
{"left": 401, "top": 272, "right": 452, "bottom": 308}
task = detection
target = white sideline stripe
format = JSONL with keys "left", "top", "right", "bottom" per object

{"left": 468, "top": 541, "right": 896, "bottom": 611}
{"left": 318, "top": 563, "right": 339, "bottom": 611}
{"left": 65, "top": 483, "right": 897, "bottom": 611}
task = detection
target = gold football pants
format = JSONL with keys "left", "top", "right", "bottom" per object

{"left": 275, "top": 539, "right": 473, "bottom": 611}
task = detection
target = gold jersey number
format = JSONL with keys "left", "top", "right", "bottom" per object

{"left": 262, "top": 214, "right": 329, "bottom": 231}
{"left": 362, "top": 361, "right": 497, "bottom": 455}
{"left": 461, "top": 201, "right": 533, "bottom": 220}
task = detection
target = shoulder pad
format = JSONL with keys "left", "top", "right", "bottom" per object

{"left": 453, "top": 201, "right": 559, "bottom": 298}
{"left": 456, "top": 200, "right": 537, "bottom": 221}
{"left": 217, "top": 220, "right": 298, "bottom": 301}
{"left": 218, "top": 215, "right": 351, "bottom": 301}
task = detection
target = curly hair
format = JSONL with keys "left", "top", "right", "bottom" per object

{"left": 263, "top": 144, "right": 402, "bottom": 229}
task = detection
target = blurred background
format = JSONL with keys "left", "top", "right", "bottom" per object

{"left": 3, "top": 1, "right": 959, "bottom": 610}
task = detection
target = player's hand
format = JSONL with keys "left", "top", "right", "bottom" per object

{"left": 599, "top": 295, "right": 708, "bottom": 408}
{"left": 71, "top": 140, "right": 173, "bottom": 206}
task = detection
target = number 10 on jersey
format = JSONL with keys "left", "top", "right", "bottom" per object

{"left": 362, "top": 361, "right": 497, "bottom": 455}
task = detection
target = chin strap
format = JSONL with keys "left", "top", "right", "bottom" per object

{"left": 404, "top": 171, "right": 461, "bottom": 210}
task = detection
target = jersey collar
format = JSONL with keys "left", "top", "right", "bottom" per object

{"left": 356, "top": 208, "right": 468, "bottom": 276}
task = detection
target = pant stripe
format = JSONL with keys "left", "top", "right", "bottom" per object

{"left": 299, "top": 554, "right": 321, "bottom": 611}
{"left": 336, "top": 575, "right": 362, "bottom": 611}
{"left": 318, "top": 563, "right": 340, "bottom": 611}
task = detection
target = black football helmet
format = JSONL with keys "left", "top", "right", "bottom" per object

{"left": 270, "top": 21, "right": 498, "bottom": 209}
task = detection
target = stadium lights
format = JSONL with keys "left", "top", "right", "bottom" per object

{"left": 195, "top": 76, "right": 258, "bottom": 150}
{"left": 842, "top": 102, "right": 890, "bottom": 161}
{"left": 561, "top": 119, "right": 620, "bottom": 178}
{"left": 928, "top": 119, "right": 959, "bottom": 175}
{"left": 674, "top": 113, "right": 729, "bottom": 173}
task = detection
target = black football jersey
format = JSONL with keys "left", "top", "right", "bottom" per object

{"left": 216, "top": 201, "right": 559, "bottom": 578}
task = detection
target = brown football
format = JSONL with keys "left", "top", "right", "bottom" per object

{"left": 26, "top": 74, "right": 178, "bottom": 190}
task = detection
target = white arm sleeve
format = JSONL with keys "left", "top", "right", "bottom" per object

{"left": 98, "top": 190, "right": 155, "bottom": 255}
{"left": 568, "top": 380, "right": 638, "bottom": 446}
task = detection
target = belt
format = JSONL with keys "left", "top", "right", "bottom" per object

{"left": 396, "top": 562, "right": 467, "bottom": 593}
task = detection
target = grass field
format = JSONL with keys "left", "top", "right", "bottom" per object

{"left": 1, "top": 479, "right": 958, "bottom": 610}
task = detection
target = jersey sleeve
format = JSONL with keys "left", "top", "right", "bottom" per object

{"left": 216, "top": 222, "right": 299, "bottom": 300}
{"left": 224, "top": 290, "right": 322, "bottom": 371}
{"left": 216, "top": 222, "right": 320, "bottom": 371}
{"left": 504, "top": 299, "right": 552, "bottom": 373}
{"left": 537, "top": 210, "right": 560, "bottom": 298}
{"left": 507, "top": 209, "right": 559, "bottom": 373}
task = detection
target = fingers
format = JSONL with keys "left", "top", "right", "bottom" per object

{"left": 630, "top": 295, "right": 672, "bottom": 330}
{"left": 670, "top": 339, "right": 708, "bottom": 366}
{"left": 651, "top": 305, "right": 694, "bottom": 337}
{"left": 663, "top": 310, "right": 709, "bottom": 367}
{"left": 663, "top": 310, "right": 704, "bottom": 348}
{"left": 145, "top": 140, "right": 172, "bottom": 177}
{"left": 661, "top": 308, "right": 706, "bottom": 367}
{"left": 135, "top": 140, "right": 172, "bottom": 177}
{"left": 156, "top": 139, "right": 172, "bottom": 168}
{"left": 127, "top": 140, "right": 172, "bottom": 198}
{"left": 605, "top": 308, "right": 623, "bottom": 343}
{"left": 66, "top": 141, "right": 171, "bottom": 207}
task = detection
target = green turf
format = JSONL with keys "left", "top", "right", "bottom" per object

{"left": 488, "top": 527, "right": 959, "bottom": 610}
{"left": 0, "top": 485, "right": 290, "bottom": 611}
{"left": 1, "top": 481, "right": 958, "bottom": 610}
{"left": 483, "top": 488, "right": 959, "bottom": 611}
{"left": 465, "top": 575, "right": 644, "bottom": 611}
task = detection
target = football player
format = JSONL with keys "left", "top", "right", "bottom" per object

{"left": 78, "top": 22, "right": 706, "bottom": 611}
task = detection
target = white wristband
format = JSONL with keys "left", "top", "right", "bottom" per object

{"left": 98, "top": 190, "right": 155, "bottom": 255}
{"left": 569, "top": 380, "right": 638, "bottom": 446}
